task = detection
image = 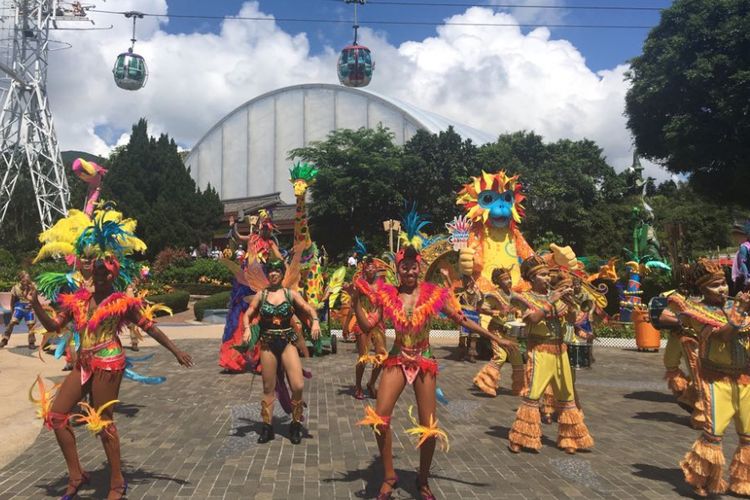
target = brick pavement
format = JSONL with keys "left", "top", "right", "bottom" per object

{"left": 0, "top": 340, "right": 733, "bottom": 499}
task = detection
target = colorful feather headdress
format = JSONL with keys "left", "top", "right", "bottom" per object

{"left": 34, "top": 203, "right": 146, "bottom": 297}
{"left": 396, "top": 205, "right": 433, "bottom": 266}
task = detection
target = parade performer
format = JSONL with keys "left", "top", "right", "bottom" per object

{"left": 353, "top": 208, "right": 515, "bottom": 499}
{"left": 508, "top": 255, "right": 594, "bottom": 454}
{"left": 346, "top": 238, "right": 388, "bottom": 400}
{"left": 28, "top": 206, "right": 193, "bottom": 500}
{"left": 1, "top": 271, "right": 38, "bottom": 349}
{"left": 653, "top": 272, "right": 706, "bottom": 429}
{"left": 455, "top": 170, "right": 534, "bottom": 291}
{"left": 455, "top": 274, "right": 483, "bottom": 363}
{"left": 229, "top": 209, "right": 282, "bottom": 264}
{"left": 239, "top": 254, "right": 319, "bottom": 445}
{"left": 473, "top": 267, "right": 526, "bottom": 397}
{"left": 671, "top": 259, "right": 750, "bottom": 497}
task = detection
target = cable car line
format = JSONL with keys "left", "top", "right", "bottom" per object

{"left": 86, "top": 9, "right": 655, "bottom": 29}
{"left": 339, "top": 0, "right": 664, "bottom": 12}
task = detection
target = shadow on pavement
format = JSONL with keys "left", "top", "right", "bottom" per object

{"left": 631, "top": 463, "right": 695, "bottom": 497}
{"left": 623, "top": 390, "right": 674, "bottom": 403}
{"left": 631, "top": 411, "right": 691, "bottom": 427}
{"left": 322, "top": 455, "right": 490, "bottom": 499}
{"left": 38, "top": 462, "right": 190, "bottom": 498}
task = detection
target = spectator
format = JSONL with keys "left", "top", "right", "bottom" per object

{"left": 347, "top": 252, "right": 358, "bottom": 267}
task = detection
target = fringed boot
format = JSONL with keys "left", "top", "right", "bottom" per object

{"left": 680, "top": 433, "right": 728, "bottom": 497}
{"left": 541, "top": 386, "right": 556, "bottom": 424}
{"left": 473, "top": 363, "right": 500, "bottom": 397}
{"left": 258, "top": 399, "right": 275, "bottom": 443}
{"left": 508, "top": 398, "right": 542, "bottom": 453}
{"left": 290, "top": 399, "right": 304, "bottom": 445}
{"left": 556, "top": 401, "right": 594, "bottom": 454}
{"left": 665, "top": 367, "right": 689, "bottom": 396}
{"left": 729, "top": 435, "right": 750, "bottom": 496}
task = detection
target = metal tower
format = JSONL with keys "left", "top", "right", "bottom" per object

{"left": 0, "top": 0, "right": 81, "bottom": 229}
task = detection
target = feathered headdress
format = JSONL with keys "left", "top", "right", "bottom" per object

{"left": 34, "top": 202, "right": 146, "bottom": 297}
{"left": 690, "top": 258, "right": 725, "bottom": 289}
{"left": 395, "top": 204, "right": 433, "bottom": 266}
{"left": 354, "top": 236, "right": 372, "bottom": 262}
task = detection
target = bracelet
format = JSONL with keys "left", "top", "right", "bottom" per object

{"left": 312, "top": 318, "right": 320, "bottom": 323}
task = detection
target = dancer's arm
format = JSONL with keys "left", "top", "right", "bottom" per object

{"left": 243, "top": 294, "right": 262, "bottom": 341}
{"left": 442, "top": 303, "right": 518, "bottom": 354}
{"left": 290, "top": 290, "right": 321, "bottom": 340}
{"left": 128, "top": 309, "right": 193, "bottom": 367}
{"left": 27, "top": 287, "right": 71, "bottom": 332}
{"left": 349, "top": 285, "right": 382, "bottom": 334}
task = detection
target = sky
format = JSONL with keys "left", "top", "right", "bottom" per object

{"left": 6, "top": 0, "right": 675, "bottom": 179}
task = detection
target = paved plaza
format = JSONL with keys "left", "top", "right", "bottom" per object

{"left": 0, "top": 338, "right": 733, "bottom": 499}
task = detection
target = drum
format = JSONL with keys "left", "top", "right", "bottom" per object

{"left": 505, "top": 320, "right": 527, "bottom": 339}
{"left": 567, "top": 343, "right": 592, "bottom": 369}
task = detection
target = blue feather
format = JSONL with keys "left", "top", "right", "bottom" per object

{"left": 402, "top": 203, "right": 432, "bottom": 241}
{"left": 354, "top": 237, "right": 368, "bottom": 257}
{"left": 124, "top": 368, "right": 166, "bottom": 385}
{"left": 436, "top": 387, "right": 449, "bottom": 405}
{"left": 54, "top": 333, "right": 70, "bottom": 359}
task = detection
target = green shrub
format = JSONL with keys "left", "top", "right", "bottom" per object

{"left": 158, "top": 258, "right": 232, "bottom": 285}
{"left": 595, "top": 323, "right": 635, "bottom": 338}
{"left": 147, "top": 289, "right": 190, "bottom": 315}
{"left": 194, "top": 291, "right": 231, "bottom": 321}
{"left": 172, "top": 282, "right": 232, "bottom": 296}
{"left": 152, "top": 247, "right": 191, "bottom": 275}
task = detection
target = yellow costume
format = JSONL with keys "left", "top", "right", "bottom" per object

{"left": 670, "top": 262, "right": 750, "bottom": 496}
{"left": 508, "top": 256, "right": 593, "bottom": 453}
{"left": 473, "top": 287, "right": 525, "bottom": 396}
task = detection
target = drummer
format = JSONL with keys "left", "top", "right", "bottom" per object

{"left": 472, "top": 267, "right": 527, "bottom": 397}
{"left": 570, "top": 276, "right": 595, "bottom": 370}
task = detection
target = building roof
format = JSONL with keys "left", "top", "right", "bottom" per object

{"left": 185, "top": 83, "right": 496, "bottom": 204}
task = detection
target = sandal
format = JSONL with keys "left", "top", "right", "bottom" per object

{"left": 416, "top": 477, "right": 436, "bottom": 500}
{"left": 376, "top": 476, "right": 398, "bottom": 500}
{"left": 107, "top": 480, "right": 128, "bottom": 500}
{"left": 60, "top": 472, "right": 89, "bottom": 500}
{"left": 354, "top": 387, "right": 365, "bottom": 400}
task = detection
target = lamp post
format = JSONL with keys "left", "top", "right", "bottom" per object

{"left": 383, "top": 219, "right": 401, "bottom": 253}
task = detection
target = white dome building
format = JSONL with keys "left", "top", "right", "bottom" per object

{"left": 186, "top": 83, "right": 496, "bottom": 204}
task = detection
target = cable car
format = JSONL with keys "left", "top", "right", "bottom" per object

{"left": 337, "top": 44, "right": 373, "bottom": 88}
{"left": 113, "top": 11, "right": 146, "bottom": 91}
{"left": 338, "top": 0, "right": 373, "bottom": 88}
{"left": 113, "top": 48, "right": 148, "bottom": 90}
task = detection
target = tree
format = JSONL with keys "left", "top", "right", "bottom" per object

{"left": 288, "top": 126, "right": 405, "bottom": 258}
{"left": 477, "top": 131, "right": 627, "bottom": 256}
{"left": 625, "top": 0, "right": 750, "bottom": 205}
{"left": 398, "top": 127, "right": 481, "bottom": 227}
{"left": 103, "top": 119, "right": 223, "bottom": 257}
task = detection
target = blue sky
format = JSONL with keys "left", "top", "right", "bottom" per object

{"left": 159, "top": 0, "right": 673, "bottom": 72}
{"left": 48, "top": 0, "right": 675, "bottom": 179}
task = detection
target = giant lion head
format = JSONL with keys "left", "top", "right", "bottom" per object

{"left": 456, "top": 170, "right": 525, "bottom": 230}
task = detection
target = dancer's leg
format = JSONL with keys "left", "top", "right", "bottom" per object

{"left": 373, "top": 366, "right": 406, "bottom": 496}
{"left": 90, "top": 369, "right": 125, "bottom": 497}
{"left": 413, "top": 372, "right": 438, "bottom": 488}
{"left": 355, "top": 331, "right": 369, "bottom": 394}
{"left": 48, "top": 368, "right": 87, "bottom": 496}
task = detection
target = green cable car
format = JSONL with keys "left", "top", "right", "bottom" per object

{"left": 112, "top": 49, "right": 148, "bottom": 91}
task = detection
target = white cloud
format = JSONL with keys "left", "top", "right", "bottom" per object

{"left": 43, "top": 1, "right": 666, "bottom": 179}
{"left": 489, "top": 0, "right": 567, "bottom": 25}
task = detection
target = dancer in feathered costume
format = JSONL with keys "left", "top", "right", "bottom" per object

{"left": 345, "top": 238, "right": 388, "bottom": 400}
{"left": 671, "top": 259, "right": 750, "bottom": 497}
{"left": 353, "top": 207, "right": 516, "bottom": 500}
{"left": 507, "top": 255, "right": 594, "bottom": 455}
{"left": 27, "top": 194, "right": 193, "bottom": 500}
{"left": 238, "top": 252, "right": 320, "bottom": 445}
